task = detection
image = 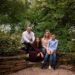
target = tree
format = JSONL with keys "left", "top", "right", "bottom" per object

{"left": 0, "top": 0, "right": 29, "bottom": 33}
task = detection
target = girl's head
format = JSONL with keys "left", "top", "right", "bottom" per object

{"left": 35, "top": 37, "right": 41, "bottom": 43}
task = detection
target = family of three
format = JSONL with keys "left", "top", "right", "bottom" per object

{"left": 21, "top": 26, "right": 58, "bottom": 70}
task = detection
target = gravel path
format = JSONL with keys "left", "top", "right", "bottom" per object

{"left": 9, "top": 65, "right": 75, "bottom": 75}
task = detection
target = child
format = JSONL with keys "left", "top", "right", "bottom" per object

{"left": 42, "top": 34, "right": 58, "bottom": 69}
{"left": 29, "top": 37, "right": 44, "bottom": 62}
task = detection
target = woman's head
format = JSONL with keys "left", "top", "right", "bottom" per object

{"left": 44, "top": 30, "right": 51, "bottom": 39}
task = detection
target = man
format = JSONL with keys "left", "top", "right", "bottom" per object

{"left": 42, "top": 34, "right": 58, "bottom": 70}
{"left": 21, "top": 26, "right": 35, "bottom": 53}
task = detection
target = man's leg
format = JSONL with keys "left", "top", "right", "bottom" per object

{"left": 23, "top": 42, "right": 31, "bottom": 53}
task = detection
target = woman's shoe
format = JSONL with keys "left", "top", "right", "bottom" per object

{"left": 41, "top": 62, "right": 47, "bottom": 69}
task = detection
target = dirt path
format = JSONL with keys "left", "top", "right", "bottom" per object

{"left": 9, "top": 65, "right": 75, "bottom": 75}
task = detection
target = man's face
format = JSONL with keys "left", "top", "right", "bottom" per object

{"left": 27, "top": 27, "right": 32, "bottom": 33}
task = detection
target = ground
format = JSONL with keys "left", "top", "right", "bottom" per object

{"left": 9, "top": 65, "right": 75, "bottom": 75}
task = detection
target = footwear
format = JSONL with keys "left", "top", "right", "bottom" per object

{"left": 53, "top": 66, "right": 56, "bottom": 70}
{"left": 41, "top": 62, "right": 47, "bottom": 69}
{"left": 49, "top": 65, "right": 52, "bottom": 69}
{"left": 41, "top": 60, "right": 44, "bottom": 64}
{"left": 51, "top": 65, "right": 56, "bottom": 70}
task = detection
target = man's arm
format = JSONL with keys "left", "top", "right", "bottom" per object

{"left": 32, "top": 32, "right": 35, "bottom": 42}
{"left": 22, "top": 32, "right": 30, "bottom": 43}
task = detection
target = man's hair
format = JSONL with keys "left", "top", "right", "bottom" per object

{"left": 27, "top": 26, "right": 32, "bottom": 29}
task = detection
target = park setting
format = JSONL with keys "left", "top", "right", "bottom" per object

{"left": 0, "top": 0, "right": 75, "bottom": 75}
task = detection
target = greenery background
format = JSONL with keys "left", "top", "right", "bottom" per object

{"left": 0, "top": 0, "right": 75, "bottom": 55}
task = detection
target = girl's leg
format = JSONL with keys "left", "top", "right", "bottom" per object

{"left": 40, "top": 52, "right": 44, "bottom": 58}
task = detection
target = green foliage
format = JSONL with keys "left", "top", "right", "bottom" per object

{"left": 68, "top": 41, "right": 75, "bottom": 52}
{"left": 0, "top": 0, "right": 29, "bottom": 24}
{"left": 0, "top": 0, "right": 75, "bottom": 53}
{"left": 67, "top": 27, "right": 75, "bottom": 52}
{"left": 0, "top": 32, "right": 21, "bottom": 56}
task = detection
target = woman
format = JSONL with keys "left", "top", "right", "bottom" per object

{"left": 43, "top": 34, "right": 58, "bottom": 69}
{"left": 29, "top": 37, "right": 43, "bottom": 62}
{"left": 41, "top": 30, "right": 51, "bottom": 55}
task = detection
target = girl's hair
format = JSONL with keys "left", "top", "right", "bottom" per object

{"left": 34, "top": 37, "right": 42, "bottom": 47}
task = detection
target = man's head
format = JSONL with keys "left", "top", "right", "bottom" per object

{"left": 26, "top": 26, "right": 32, "bottom": 33}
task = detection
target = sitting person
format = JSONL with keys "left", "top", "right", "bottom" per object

{"left": 29, "top": 37, "right": 44, "bottom": 62}
{"left": 21, "top": 26, "right": 35, "bottom": 53}
{"left": 42, "top": 34, "right": 58, "bottom": 70}
{"left": 41, "top": 30, "right": 51, "bottom": 55}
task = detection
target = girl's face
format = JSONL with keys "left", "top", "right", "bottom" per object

{"left": 36, "top": 38, "right": 40, "bottom": 43}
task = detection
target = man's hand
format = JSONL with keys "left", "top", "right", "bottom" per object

{"left": 30, "top": 41, "right": 33, "bottom": 44}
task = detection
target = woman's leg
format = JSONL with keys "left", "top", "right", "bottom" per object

{"left": 41, "top": 47, "right": 46, "bottom": 55}
{"left": 44, "top": 53, "right": 49, "bottom": 62}
{"left": 41, "top": 53, "right": 49, "bottom": 69}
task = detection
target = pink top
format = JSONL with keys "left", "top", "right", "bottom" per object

{"left": 41, "top": 38, "right": 50, "bottom": 49}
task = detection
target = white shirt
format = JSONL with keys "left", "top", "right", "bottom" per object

{"left": 21, "top": 31, "right": 35, "bottom": 43}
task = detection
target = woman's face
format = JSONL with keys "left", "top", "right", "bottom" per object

{"left": 44, "top": 32, "right": 50, "bottom": 38}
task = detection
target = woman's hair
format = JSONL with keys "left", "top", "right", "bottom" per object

{"left": 45, "top": 30, "right": 50, "bottom": 33}
{"left": 44, "top": 30, "right": 50, "bottom": 39}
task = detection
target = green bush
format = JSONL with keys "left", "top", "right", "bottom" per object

{"left": 67, "top": 27, "right": 75, "bottom": 52}
{"left": 0, "top": 32, "right": 21, "bottom": 56}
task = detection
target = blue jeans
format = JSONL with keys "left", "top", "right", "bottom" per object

{"left": 44, "top": 53, "right": 56, "bottom": 66}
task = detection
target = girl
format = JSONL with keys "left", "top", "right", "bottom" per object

{"left": 29, "top": 37, "right": 44, "bottom": 62}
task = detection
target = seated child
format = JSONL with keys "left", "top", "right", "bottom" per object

{"left": 42, "top": 34, "right": 58, "bottom": 69}
{"left": 29, "top": 37, "right": 44, "bottom": 62}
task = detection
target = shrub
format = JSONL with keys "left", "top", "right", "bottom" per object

{"left": 0, "top": 32, "right": 21, "bottom": 56}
